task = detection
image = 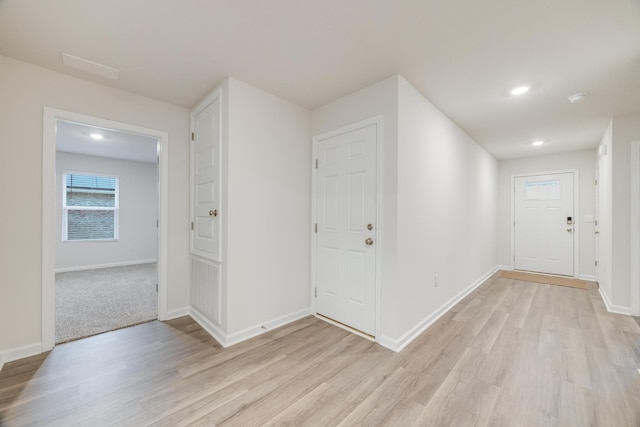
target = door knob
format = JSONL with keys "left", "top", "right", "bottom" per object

{"left": 595, "top": 231, "right": 600, "bottom": 234}
{"left": 567, "top": 228, "right": 573, "bottom": 232}
{"left": 209, "top": 210, "right": 218, "bottom": 217}
{"left": 365, "top": 238, "right": 374, "bottom": 246}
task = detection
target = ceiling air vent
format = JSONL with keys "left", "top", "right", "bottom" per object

{"left": 61, "top": 53, "right": 120, "bottom": 80}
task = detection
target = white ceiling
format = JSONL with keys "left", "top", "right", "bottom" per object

{"left": 56, "top": 120, "right": 158, "bottom": 164}
{"left": 1, "top": 0, "right": 639, "bottom": 159}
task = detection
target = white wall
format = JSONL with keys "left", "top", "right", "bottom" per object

{"left": 611, "top": 112, "right": 640, "bottom": 310}
{"left": 55, "top": 152, "right": 158, "bottom": 271}
{"left": 392, "top": 76, "right": 498, "bottom": 341}
{"left": 497, "top": 150, "right": 597, "bottom": 279}
{"left": 312, "top": 75, "right": 498, "bottom": 349}
{"left": 225, "top": 78, "right": 311, "bottom": 335}
{"left": 0, "top": 56, "right": 190, "bottom": 356}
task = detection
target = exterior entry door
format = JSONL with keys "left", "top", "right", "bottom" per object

{"left": 514, "top": 172, "right": 575, "bottom": 276}
{"left": 315, "top": 123, "right": 377, "bottom": 336}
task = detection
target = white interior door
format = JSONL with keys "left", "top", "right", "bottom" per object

{"left": 315, "top": 123, "right": 377, "bottom": 336}
{"left": 514, "top": 172, "right": 575, "bottom": 276}
{"left": 190, "top": 93, "right": 221, "bottom": 260}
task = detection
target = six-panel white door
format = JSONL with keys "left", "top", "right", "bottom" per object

{"left": 514, "top": 172, "right": 574, "bottom": 276}
{"left": 316, "top": 123, "right": 377, "bottom": 336}
{"left": 191, "top": 93, "right": 221, "bottom": 261}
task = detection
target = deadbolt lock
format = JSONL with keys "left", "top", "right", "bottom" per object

{"left": 367, "top": 223, "right": 373, "bottom": 230}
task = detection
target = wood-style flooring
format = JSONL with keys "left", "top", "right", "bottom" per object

{"left": 1, "top": 274, "right": 639, "bottom": 426}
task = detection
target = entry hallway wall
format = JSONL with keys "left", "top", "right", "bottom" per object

{"left": 224, "top": 77, "right": 312, "bottom": 336}
{"left": 497, "top": 150, "right": 597, "bottom": 279}
{"left": 312, "top": 75, "right": 498, "bottom": 350}
{"left": 0, "top": 56, "right": 190, "bottom": 359}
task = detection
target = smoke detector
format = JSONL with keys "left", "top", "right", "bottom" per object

{"left": 568, "top": 93, "right": 588, "bottom": 103}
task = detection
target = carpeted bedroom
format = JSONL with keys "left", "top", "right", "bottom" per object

{"left": 55, "top": 262, "right": 157, "bottom": 343}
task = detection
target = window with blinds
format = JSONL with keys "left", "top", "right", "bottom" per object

{"left": 63, "top": 173, "right": 119, "bottom": 241}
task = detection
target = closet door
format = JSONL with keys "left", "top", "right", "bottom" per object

{"left": 190, "top": 90, "right": 222, "bottom": 261}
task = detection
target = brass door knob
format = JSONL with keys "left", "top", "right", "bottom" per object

{"left": 209, "top": 210, "right": 218, "bottom": 217}
{"left": 365, "top": 238, "right": 374, "bottom": 246}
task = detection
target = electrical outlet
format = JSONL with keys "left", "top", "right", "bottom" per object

{"left": 434, "top": 274, "right": 439, "bottom": 287}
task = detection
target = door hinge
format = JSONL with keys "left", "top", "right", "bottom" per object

{"left": 314, "top": 287, "right": 317, "bottom": 298}
{"left": 314, "top": 223, "right": 317, "bottom": 233}
{"left": 595, "top": 260, "right": 598, "bottom": 267}
{"left": 191, "top": 221, "right": 194, "bottom": 231}
{"left": 513, "top": 221, "right": 515, "bottom": 227}
{"left": 191, "top": 132, "right": 195, "bottom": 141}
{"left": 315, "top": 159, "right": 318, "bottom": 169}
{"left": 157, "top": 219, "right": 159, "bottom": 228}
{"left": 595, "top": 179, "right": 598, "bottom": 186}
{"left": 595, "top": 219, "right": 598, "bottom": 226}
{"left": 156, "top": 283, "right": 158, "bottom": 292}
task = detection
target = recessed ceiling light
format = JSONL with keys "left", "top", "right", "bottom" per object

{"left": 511, "top": 86, "right": 530, "bottom": 96}
{"left": 90, "top": 133, "right": 104, "bottom": 140}
{"left": 568, "top": 93, "right": 588, "bottom": 103}
{"left": 531, "top": 140, "right": 545, "bottom": 146}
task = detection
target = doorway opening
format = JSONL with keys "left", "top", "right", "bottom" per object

{"left": 42, "top": 108, "right": 169, "bottom": 351}
{"left": 54, "top": 120, "right": 159, "bottom": 343}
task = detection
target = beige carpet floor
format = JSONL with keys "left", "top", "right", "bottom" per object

{"left": 55, "top": 263, "right": 157, "bottom": 343}
{"left": 498, "top": 269, "right": 588, "bottom": 289}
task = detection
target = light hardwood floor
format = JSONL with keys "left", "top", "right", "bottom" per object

{"left": 1, "top": 274, "right": 639, "bottom": 426}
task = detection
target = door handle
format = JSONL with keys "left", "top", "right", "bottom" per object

{"left": 365, "top": 238, "right": 374, "bottom": 246}
{"left": 567, "top": 228, "right": 573, "bottom": 232}
{"left": 595, "top": 230, "right": 600, "bottom": 234}
{"left": 209, "top": 209, "right": 218, "bottom": 217}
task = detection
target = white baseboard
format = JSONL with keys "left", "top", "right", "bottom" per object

{"left": 0, "top": 342, "right": 42, "bottom": 366}
{"left": 377, "top": 266, "right": 499, "bottom": 353}
{"left": 190, "top": 306, "right": 313, "bottom": 348}
{"left": 190, "top": 306, "right": 228, "bottom": 347}
{"left": 166, "top": 307, "right": 190, "bottom": 320}
{"left": 598, "top": 286, "right": 632, "bottom": 315}
{"left": 496, "top": 265, "right": 512, "bottom": 271}
{"left": 225, "top": 307, "right": 313, "bottom": 347}
{"left": 55, "top": 259, "right": 157, "bottom": 273}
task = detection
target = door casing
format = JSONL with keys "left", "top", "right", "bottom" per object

{"left": 510, "top": 169, "right": 580, "bottom": 277}
{"left": 42, "top": 107, "right": 169, "bottom": 351}
{"left": 311, "top": 116, "right": 383, "bottom": 339}
{"left": 630, "top": 140, "right": 640, "bottom": 316}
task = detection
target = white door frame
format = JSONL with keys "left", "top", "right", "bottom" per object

{"left": 630, "top": 140, "right": 640, "bottom": 316}
{"left": 311, "top": 116, "right": 383, "bottom": 339}
{"left": 510, "top": 169, "right": 580, "bottom": 277}
{"left": 42, "top": 107, "right": 169, "bottom": 351}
